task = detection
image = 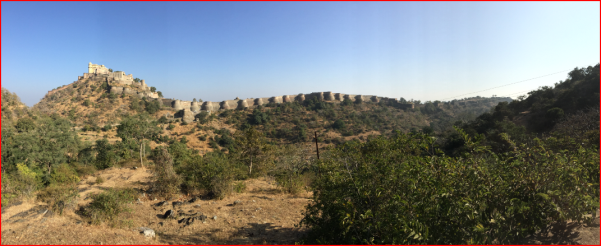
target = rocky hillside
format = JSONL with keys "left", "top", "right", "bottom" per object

{"left": 32, "top": 75, "right": 168, "bottom": 128}
{"left": 2, "top": 87, "right": 29, "bottom": 123}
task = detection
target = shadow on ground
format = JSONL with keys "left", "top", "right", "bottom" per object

{"left": 513, "top": 220, "right": 600, "bottom": 245}
{"left": 158, "top": 222, "right": 306, "bottom": 245}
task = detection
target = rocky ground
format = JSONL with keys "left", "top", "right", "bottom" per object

{"left": 1, "top": 167, "right": 311, "bottom": 245}
{"left": 1, "top": 166, "right": 598, "bottom": 245}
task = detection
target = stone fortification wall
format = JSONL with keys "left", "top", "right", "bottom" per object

{"left": 123, "top": 87, "right": 135, "bottom": 95}
{"left": 108, "top": 71, "right": 134, "bottom": 84}
{"left": 110, "top": 86, "right": 124, "bottom": 94}
{"left": 168, "top": 91, "right": 416, "bottom": 117}
{"left": 269, "top": 96, "right": 283, "bottom": 104}
{"left": 172, "top": 100, "right": 192, "bottom": 111}
{"left": 161, "top": 99, "right": 174, "bottom": 107}
{"left": 202, "top": 101, "right": 220, "bottom": 111}
{"left": 191, "top": 101, "right": 201, "bottom": 112}
{"left": 324, "top": 92, "right": 334, "bottom": 101}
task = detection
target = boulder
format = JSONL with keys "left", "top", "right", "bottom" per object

{"left": 139, "top": 227, "right": 155, "bottom": 238}
{"left": 163, "top": 209, "right": 176, "bottom": 219}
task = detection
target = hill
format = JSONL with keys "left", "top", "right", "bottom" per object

{"left": 2, "top": 87, "right": 29, "bottom": 123}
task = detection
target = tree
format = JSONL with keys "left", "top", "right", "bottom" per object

{"left": 109, "top": 68, "right": 113, "bottom": 72}
{"left": 150, "top": 86, "right": 156, "bottom": 92}
{"left": 157, "top": 91, "right": 163, "bottom": 98}
{"left": 134, "top": 78, "right": 141, "bottom": 83}
{"left": 15, "top": 118, "right": 35, "bottom": 133}
{"left": 7, "top": 116, "right": 81, "bottom": 175}
{"left": 235, "top": 127, "right": 268, "bottom": 176}
{"left": 116, "top": 114, "right": 161, "bottom": 167}
{"left": 332, "top": 119, "right": 345, "bottom": 130}
{"left": 145, "top": 99, "right": 161, "bottom": 114}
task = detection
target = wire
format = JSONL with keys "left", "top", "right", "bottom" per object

{"left": 441, "top": 69, "right": 569, "bottom": 101}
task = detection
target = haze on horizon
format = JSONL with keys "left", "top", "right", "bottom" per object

{"left": 2, "top": 1, "right": 599, "bottom": 107}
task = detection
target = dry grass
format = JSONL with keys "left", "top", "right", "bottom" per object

{"left": 1, "top": 167, "right": 311, "bottom": 245}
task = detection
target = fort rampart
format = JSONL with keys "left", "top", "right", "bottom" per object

{"left": 166, "top": 91, "right": 414, "bottom": 117}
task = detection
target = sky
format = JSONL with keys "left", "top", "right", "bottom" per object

{"left": 2, "top": 1, "right": 599, "bottom": 107}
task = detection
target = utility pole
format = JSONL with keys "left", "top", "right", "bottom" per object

{"left": 314, "top": 131, "right": 320, "bottom": 160}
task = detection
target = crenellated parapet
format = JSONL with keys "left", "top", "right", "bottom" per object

{"left": 169, "top": 91, "right": 415, "bottom": 117}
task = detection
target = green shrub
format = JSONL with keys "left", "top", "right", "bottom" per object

{"left": 234, "top": 181, "right": 246, "bottom": 193}
{"left": 1, "top": 163, "right": 42, "bottom": 205}
{"left": 168, "top": 124, "right": 176, "bottom": 130}
{"left": 85, "top": 188, "right": 137, "bottom": 226}
{"left": 158, "top": 116, "right": 169, "bottom": 124}
{"left": 332, "top": 119, "right": 345, "bottom": 130}
{"left": 301, "top": 130, "right": 599, "bottom": 244}
{"left": 15, "top": 117, "right": 36, "bottom": 133}
{"left": 196, "top": 111, "right": 211, "bottom": 124}
{"left": 96, "top": 176, "right": 104, "bottom": 184}
{"left": 180, "top": 152, "right": 241, "bottom": 200}
{"left": 50, "top": 163, "right": 80, "bottom": 185}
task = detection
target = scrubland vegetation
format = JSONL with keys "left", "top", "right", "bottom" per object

{"left": 1, "top": 64, "right": 598, "bottom": 244}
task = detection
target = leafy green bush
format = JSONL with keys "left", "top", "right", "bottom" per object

{"left": 196, "top": 111, "right": 210, "bottom": 124}
{"left": 1, "top": 163, "right": 43, "bottom": 205}
{"left": 301, "top": 130, "right": 599, "bottom": 244}
{"left": 84, "top": 188, "right": 137, "bottom": 226}
{"left": 180, "top": 152, "right": 242, "bottom": 199}
{"left": 50, "top": 163, "right": 80, "bottom": 185}
{"left": 158, "top": 116, "right": 169, "bottom": 124}
{"left": 332, "top": 119, "right": 345, "bottom": 130}
{"left": 234, "top": 181, "right": 246, "bottom": 193}
{"left": 15, "top": 118, "right": 36, "bottom": 133}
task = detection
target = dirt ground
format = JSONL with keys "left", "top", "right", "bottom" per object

{"left": 1, "top": 167, "right": 311, "bottom": 245}
{"left": 1, "top": 166, "right": 598, "bottom": 245}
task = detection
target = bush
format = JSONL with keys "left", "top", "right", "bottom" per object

{"left": 15, "top": 118, "right": 36, "bottom": 133}
{"left": 301, "top": 130, "right": 599, "bottom": 244}
{"left": 96, "top": 176, "right": 104, "bottom": 184}
{"left": 50, "top": 163, "right": 80, "bottom": 185}
{"left": 234, "top": 181, "right": 246, "bottom": 193}
{"left": 151, "top": 148, "right": 181, "bottom": 198}
{"left": 332, "top": 119, "right": 345, "bottom": 130}
{"left": 196, "top": 111, "right": 210, "bottom": 124}
{"left": 158, "top": 116, "right": 169, "bottom": 124}
{"left": 1, "top": 163, "right": 42, "bottom": 205}
{"left": 37, "top": 185, "right": 79, "bottom": 216}
{"left": 84, "top": 188, "right": 137, "bottom": 226}
{"left": 103, "top": 124, "right": 112, "bottom": 132}
{"left": 168, "top": 124, "right": 176, "bottom": 130}
{"left": 270, "top": 144, "right": 312, "bottom": 195}
{"left": 179, "top": 152, "right": 241, "bottom": 200}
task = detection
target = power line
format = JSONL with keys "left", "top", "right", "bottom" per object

{"left": 442, "top": 69, "right": 570, "bottom": 101}
{"left": 501, "top": 90, "right": 533, "bottom": 97}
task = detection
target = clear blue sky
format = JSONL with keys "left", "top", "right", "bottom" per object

{"left": 2, "top": 1, "right": 599, "bottom": 107}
